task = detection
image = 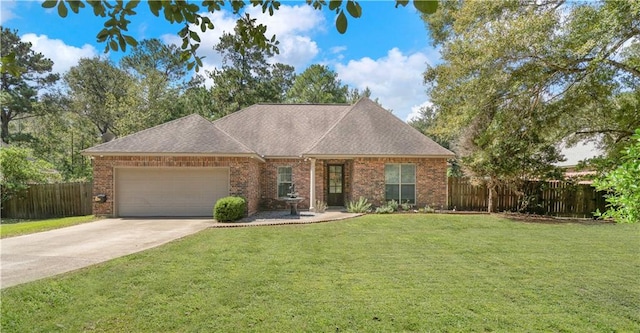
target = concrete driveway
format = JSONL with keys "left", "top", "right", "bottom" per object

{"left": 0, "top": 218, "right": 212, "bottom": 289}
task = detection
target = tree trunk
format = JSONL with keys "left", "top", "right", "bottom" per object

{"left": 487, "top": 186, "right": 493, "bottom": 213}
{"left": 487, "top": 179, "right": 497, "bottom": 213}
{"left": 1, "top": 113, "right": 9, "bottom": 144}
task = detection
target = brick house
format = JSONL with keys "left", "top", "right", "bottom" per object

{"left": 83, "top": 98, "right": 454, "bottom": 217}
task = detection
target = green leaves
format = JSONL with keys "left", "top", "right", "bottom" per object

{"left": 413, "top": 0, "right": 438, "bottom": 14}
{"left": 395, "top": 0, "right": 437, "bottom": 13}
{"left": 57, "top": 0, "right": 68, "bottom": 17}
{"left": 44, "top": 0, "right": 439, "bottom": 73}
{"left": 346, "top": 0, "right": 362, "bottom": 18}
{"left": 594, "top": 129, "right": 640, "bottom": 223}
{"left": 336, "top": 10, "right": 348, "bottom": 34}
{"left": 42, "top": 0, "right": 58, "bottom": 9}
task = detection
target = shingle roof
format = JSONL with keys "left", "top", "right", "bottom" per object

{"left": 212, "top": 103, "right": 351, "bottom": 157}
{"left": 304, "top": 98, "right": 454, "bottom": 157}
{"left": 82, "top": 114, "right": 255, "bottom": 155}
{"left": 83, "top": 98, "right": 454, "bottom": 158}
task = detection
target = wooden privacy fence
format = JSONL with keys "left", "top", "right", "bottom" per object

{"left": 448, "top": 177, "right": 607, "bottom": 217}
{"left": 1, "top": 182, "right": 92, "bottom": 219}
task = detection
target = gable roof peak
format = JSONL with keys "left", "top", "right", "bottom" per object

{"left": 82, "top": 113, "right": 257, "bottom": 155}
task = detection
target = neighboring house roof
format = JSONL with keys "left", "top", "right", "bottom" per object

{"left": 555, "top": 141, "right": 603, "bottom": 168}
{"left": 82, "top": 114, "right": 255, "bottom": 155}
{"left": 83, "top": 98, "right": 454, "bottom": 158}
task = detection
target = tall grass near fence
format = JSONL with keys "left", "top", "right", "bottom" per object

{"left": 1, "top": 183, "right": 92, "bottom": 219}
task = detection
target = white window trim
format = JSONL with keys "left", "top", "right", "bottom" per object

{"left": 277, "top": 166, "right": 293, "bottom": 198}
{"left": 385, "top": 163, "right": 416, "bottom": 204}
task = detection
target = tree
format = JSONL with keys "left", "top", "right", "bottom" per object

{"left": 64, "top": 57, "right": 136, "bottom": 141}
{"left": 0, "top": 146, "right": 60, "bottom": 203}
{"left": 120, "top": 38, "right": 189, "bottom": 128}
{"left": 286, "top": 64, "right": 348, "bottom": 103}
{"left": 421, "top": 1, "right": 639, "bottom": 207}
{"left": 209, "top": 31, "right": 295, "bottom": 116}
{"left": 0, "top": 27, "right": 59, "bottom": 143}
{"left": 174, "top": 75, "right": 216, "bottom": 120}
{"left": 120, "top": 38, "right": 189, "bottom": 84}
{"left": 594, "top": 128, "right": 640, "bottom": 223}
{"left": 41, "top": 0, "right": 438, "bottom": 71}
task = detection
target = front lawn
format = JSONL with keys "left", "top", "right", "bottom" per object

{"left": 0, "top": 215, "right": 99, "bottom": 238}
{"left": 2, "top": 214, "right": 638, "bottom": 332}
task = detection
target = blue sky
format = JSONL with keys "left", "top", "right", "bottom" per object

{"left": 1, "top": 0, "right": 441, "bottom": 121}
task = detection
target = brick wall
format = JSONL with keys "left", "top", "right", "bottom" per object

{"left": 260, "top": 158, "right": 312, "bottom": 210}
{"left": 91, "top": 155, "right": 262, "bottom": 217}
{"left": 352, "top": 157, "right": 448, "bottom": 208}
{"left": 92, "top": 156, "right": 448, "bottom": 216}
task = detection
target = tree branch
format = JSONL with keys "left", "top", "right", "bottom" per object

{"left": 605, "top": 59, "right": 640, "bottom": 79}
{"left": 575, "top": 129, "right": 635, "bottom": 136}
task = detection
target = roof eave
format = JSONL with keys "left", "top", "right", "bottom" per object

{"left": 302, "top": 153, "right": 456, "bottom": 159}
{"left": 81, "top": 151, "right": 266, "bottom": 162}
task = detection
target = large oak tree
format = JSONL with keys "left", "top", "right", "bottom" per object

{"left": 417, "top": 0, "right": 639, "bottom": 211}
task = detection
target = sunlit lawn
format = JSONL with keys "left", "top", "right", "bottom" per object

{"left": 1, "top": 214, "right": 638, "bottom": 332}
{"left": 0, "top": 215, "right": 99, "bottom": 238}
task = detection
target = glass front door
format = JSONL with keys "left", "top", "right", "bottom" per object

{"left": 327, "top": 164, "right": 344, "bottom": 206}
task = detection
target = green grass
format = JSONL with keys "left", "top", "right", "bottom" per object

{"left": 0, "top": 215, "right": 99, "bottom": 238}
{"left": 2, "top": 214, "right": 638, "bottom": 332}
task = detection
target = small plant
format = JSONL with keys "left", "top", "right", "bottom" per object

{"left": 213, "top": 196, "right": 246, "bottom": 222}
{"left": 375, "top": 205, "right": 395, "bottom": 214}
{"left": 424, "top": 205, "right": 436, "bottom": 213}
{"left": 400, "top": 201, "right": 412, "bottom": 211}
{"left": 375, "top": 200, "right": 399, "bottom": 214}
{"left": 314, "top": 200, "right": 328, "bottom": 213}
{"left": 346, "top": 197, "right": 372, "bottom": 213}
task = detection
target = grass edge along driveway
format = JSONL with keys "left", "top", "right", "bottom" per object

{"left": 0, "top": 215, "right": 99, "bottom": 238}
{"left": 2, "top": 214, "right": 639, "bottom": 332}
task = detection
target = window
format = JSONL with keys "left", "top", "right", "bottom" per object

{"left": 385, "top": 164, "right": 416, "bottom": 204}
{"left": 277, "top": 166, "right": 292, "bottom": 197}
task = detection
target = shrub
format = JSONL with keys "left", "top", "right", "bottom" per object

{"left": 375, "top": 205, "right": 395, "bottom": 214}
{"left": 594, "top": 129, "right": 640, "bottom": 223}
{"left": 400, "top": 201, "right": 412, "bottom": 211}
{"left": 375, "top": 200, "right": 399, "bottom": 214}
{"left": 346, "top": 197, "right": 371, "bottom": 213}
{"left": 213, "top": 196, "right": 246, "bottom": 222}
{"left": 0, "top": 146, "right": 60, "bottom": 203}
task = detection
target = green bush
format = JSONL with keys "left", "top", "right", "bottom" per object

{"left": 594, "top": 129, "right": 640, "bottom": 223}
{"left": 375, "top": 205, "right": 395, "bottom": 214}
{"left": 213, "top": 196, "right": 246, "bottom": 222}
{"left": 375, "top": 200, "right": 399, "bottom": 214}
{"left": 346, "top": 197, "right": 371, "bottom": 213}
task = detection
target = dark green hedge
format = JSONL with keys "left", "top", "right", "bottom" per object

{"left": 213, "top": 196, "right": 246, "bottom": 222}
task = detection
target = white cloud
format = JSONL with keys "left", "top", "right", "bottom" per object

{"left": 247, "top": 4, "right": 324, "bottom": 69}
{"left": 161, "top": 5, "right": 325, "bottom": 71}
{"left": 161, "top": 11, "right": 237, "bottom": 69}
{"left": 0, "top": 0, "right": 18, "bottom": 24}
{"left": 406, "top": 101, "right": 432, "bottom": 122}
{"left": 335, "top": 48, "right": 433, "bottom": 122}
{"left": 330, "top": 46, "right": 347, "bottom": 54}
{"left": 20, "top": 33, "right": 98, "bottom": 75}
{"left": 270, "top": 35, "right": 319, "bottom": 69}
{"left": 246, "top": 4, "right": 325, "bottom": 37}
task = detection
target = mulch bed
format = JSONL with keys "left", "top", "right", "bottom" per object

{"left": 498, "top": 212, "right": 616, "bottom": 225}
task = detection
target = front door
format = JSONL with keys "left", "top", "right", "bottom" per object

{"left": 327, "top": 164, "right": 344, "bottom": 206}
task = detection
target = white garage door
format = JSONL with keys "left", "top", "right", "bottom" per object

{"left": 116, "top": 168, "right": 229, "bottom": 217}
